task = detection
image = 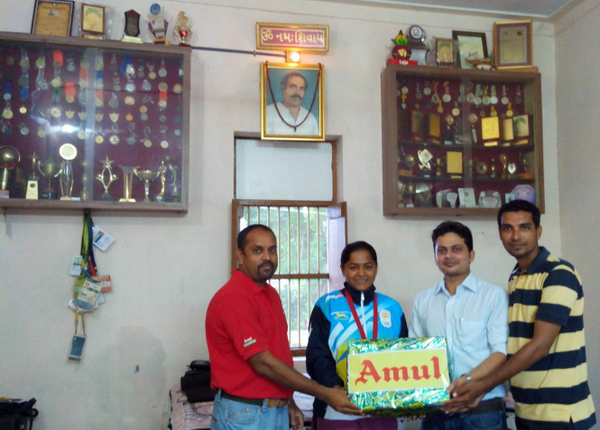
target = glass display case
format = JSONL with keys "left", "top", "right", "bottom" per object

{"left": 381, "top": 65, "right": 544, "bottom": 216}
{"left": 0, "top": 31, "right": 190, "bottom": 213}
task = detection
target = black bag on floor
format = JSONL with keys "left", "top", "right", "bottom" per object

{"left": 0, "top": 398, "right": 39, "bottom": 430}
{"left": 181, "top": 360, "right": 216, "bottom": 403}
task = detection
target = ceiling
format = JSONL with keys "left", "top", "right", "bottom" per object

{"left": 325, "top": 0, "right": 577, "bottom": 19}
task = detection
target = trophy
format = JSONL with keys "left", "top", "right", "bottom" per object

{"left": 406, "top": 183, "right": 415, "bottom": 208}
{"left": 59, "top": 143, "right": 77, "bottom": 200}
{"left": 417, "top": 149, "right": 433, "bottom": 177}
{"left": 95, "top": 157, "right": 118, "bottom": 201}
{"left": 434, "top": 158, "right": 445, "bottom": 177}
{"left": 398, "top": 181, "right": 406, "bottom": 207}
{"left": 118, "top": 165, "right": 139, "bottom": 202}
{"left": 405, "top": 154, "right": 415, "bottom": 176}
{"left": 38, "top": 156, "right": 62, "bottom": 200}
{"left": 173, "top": 11, "right": 192, "bottom": 47}
{"left": 26, "top": 152, "right": 40, "bottom": 200}
{"left": 134, "top": 168, "right": 160, "bottom": 202}
{"left": 122, "top": 10, "right": 143, "bottom": 43}
{"left": 165, "top": 156, "right": 180, "bottom": 202}
{"left": 155, "top": 161, "right": 167, "bottom": 202}
{"left": 0, "top": 146, "right": 20, "bottom": 198}
{"left": 490, "top": 158, "right": 497, "bottom": 179}
{"left": 148, "top": 3, "right": 169, "bottom": 44}
{"left": 499, "top": 154, "right": 508, "bottom": 179}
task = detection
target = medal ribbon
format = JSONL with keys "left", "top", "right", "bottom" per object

{"left": 80, "top": 210, "right": 97, "bottom": 277}
{"left": 343, "top": 289, "right": 378, "bottom": 340}
{"left": 64, "top": 82, "right": 76, "bottom": 102}
{"left": 159, "top": 88, "right": 167, "bottom": 103}
{"left": 53, "top": 50, "right": 64, "bottom": 67}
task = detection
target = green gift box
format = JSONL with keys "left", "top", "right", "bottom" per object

{"left": 347, "top": 337, "right": 451, "bottom": 416}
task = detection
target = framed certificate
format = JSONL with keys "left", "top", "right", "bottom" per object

{"left": 31, "top": 0, "right": 74, "bottom": 37}
{"left": 81, "top": 3, "right": 105, "bottom": 36}
{"left": 494, "top": 21, "right": 533, "bottom": 69}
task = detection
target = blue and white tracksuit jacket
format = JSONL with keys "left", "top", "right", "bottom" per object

{"left": 306, "top": 283, "right": 408, "bottom": 418}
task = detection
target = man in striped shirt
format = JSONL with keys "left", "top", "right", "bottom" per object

{"left": 444, "top": 200, "right": 595, "bottom": 430}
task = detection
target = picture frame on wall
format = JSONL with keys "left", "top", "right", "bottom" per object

{"left": 434, "top": 38, "right": 457, "bottom": 67}
{"left": 452, "top": 30, "right": 488, "bottom": 69}
{"left": 81, "top": 3, "right": 106, "bottom": 36}
{"left": 493, "top": 20, "right": 533, "bottom": 69}
{"left": 261, "top": 62, "right": 325, "bottom": 141}
{"left": 31, "top": 0, "right": 75, "bottom": 37}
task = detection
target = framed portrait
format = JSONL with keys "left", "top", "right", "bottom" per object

{"left": 81, "top": 3, "right": 105, "bottom": 36}
{"left": 452, "top": 31, "right": 488, "bottom": 69}
{"left": 261, "top": 62, "right": 324, "bottom": 141}
{"left": 31, "top": 0, "right": 75, "bottom": 37}
{"left": 435, "top": 38, "right": 456, "bottom": 67}
{"left": 494, "top": 21, "right": 533, "bottom": 69}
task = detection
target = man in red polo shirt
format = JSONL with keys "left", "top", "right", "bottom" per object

{"left": 206, "top": 224, "right": 362, "bottom": 430}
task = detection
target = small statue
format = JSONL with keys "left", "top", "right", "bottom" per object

{"left": 391, "top": 30, "right": 411, "bottom": 60}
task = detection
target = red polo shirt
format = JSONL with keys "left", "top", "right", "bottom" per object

{"left": 205, "top": 270, "right": 294, "bottom": 399}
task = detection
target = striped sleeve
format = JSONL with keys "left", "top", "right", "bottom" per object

{"left": 536, "top": 264, "right": 581, "bottom": 326}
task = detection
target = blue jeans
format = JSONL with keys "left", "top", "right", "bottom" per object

{"left": 210, "top": 391, "right": 289, "bottom": 430}
{"left": 422, "top": 409, "right": 507, "bottom": 430}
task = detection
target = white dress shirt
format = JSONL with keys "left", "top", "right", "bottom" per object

{"left": 409, "top": 272, "right": 509, "bottom": 401}
{"left": 266, "top": 102, "right": 319, "bottom": 135}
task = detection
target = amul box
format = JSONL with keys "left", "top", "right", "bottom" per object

{"left": 347, "top": 337, "right": 450, "bottom": 416}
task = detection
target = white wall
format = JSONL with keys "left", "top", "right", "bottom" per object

{"left": 0, "top": 0, "right": 564, "bottom": 428}
{"left": 556, "top": 0, "right": 600, "bottom": 420}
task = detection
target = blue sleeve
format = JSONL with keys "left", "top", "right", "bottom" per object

{"left": 306, "top": 303, "right": 344, "bottom": 388}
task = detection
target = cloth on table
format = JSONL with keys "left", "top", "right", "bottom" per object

{"left": 168, "top": 382, "right": 213, "bottom": 430}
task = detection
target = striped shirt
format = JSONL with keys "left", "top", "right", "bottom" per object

{"left": 508, "top": 247, "right": 596, "bottom": 429}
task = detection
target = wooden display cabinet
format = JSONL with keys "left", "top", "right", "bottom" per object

{"left": 0, "top": 32, "right": 190, "bottom": 213}
{"left": 381, "top": 65, "right": 544, "bottom": 216}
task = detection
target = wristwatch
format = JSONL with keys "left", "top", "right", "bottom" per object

{"left": 461, "top": 373, "right": 473, "bottom": 382}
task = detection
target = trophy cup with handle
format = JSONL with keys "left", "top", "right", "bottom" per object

{"left": 59, "top": 143, "right": 78, "bottom": 200}
{"left": 134, "top": 167, "right": 160, "bottom": 202}
{"left": 38, "top": 156, "right": 62, "bottom": 199}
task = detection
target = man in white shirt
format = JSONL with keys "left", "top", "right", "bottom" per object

{"left": 409, "top": 221, "right": 509, "bottom": 430}
{"left": 266, "top": 72, "right": 319, "bottom": 136}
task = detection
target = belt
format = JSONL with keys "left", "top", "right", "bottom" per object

{"left": 464, "top": 398, "right": 505, "bottom": 416}
{"left": 219, "top": 390, "right": 289, "bottom": 408}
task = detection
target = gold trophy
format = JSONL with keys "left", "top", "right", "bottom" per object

{"left": 155, "top": 161, "right": 167, "bottom": 202}
{"left": 499, "top": 154, "right": 508, "bottom": 179}
{"left": 134, "top": 168, "right": 160, "bottom": 202}
{"left": 38, "top": 156, "right": 62, "bottom": 199}
{"left": 406, "top": 183, "right": 415, "bottom": 208}
{"left": 26, "top": 152, "right": 40, "bottom": 200}
{"left": 118, "top": 165, "right": 139, "bottom": 202}
{"left": 0, "top": 146, "right": 20, "bottom": 198}
{"left": 173, "top": 11, "right": 192, "bottom": 47}
{"left": 96, "top": 157, "right": 118, "bottom": 201}
{"left": 59, "top": 143, "right": 78, "bottom": 200}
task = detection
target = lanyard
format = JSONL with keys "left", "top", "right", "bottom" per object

{"left": 343, "top": 289, "right": 378, "bottom": 340}
{"left": 80, "top": 210, "right": 97, "bottom": 277}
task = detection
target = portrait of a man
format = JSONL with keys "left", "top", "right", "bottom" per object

{"left": 261, "top": 63, "right": 324, "bottom": 141}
